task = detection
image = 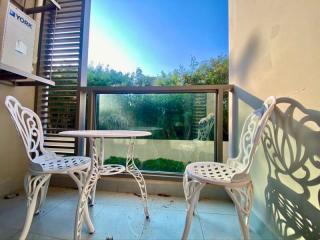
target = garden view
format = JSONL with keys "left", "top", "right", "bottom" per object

{"left": 88, "top": 0, "right": 228, "bottom": 173}
{"left": 87, "top": 57, "right": 228, "bottom": 173}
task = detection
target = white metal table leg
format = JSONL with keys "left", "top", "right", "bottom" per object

{"left": 126, "top": 137, "right": 150, "bottom": 218}
{"left": 73, "top": 138, "right": 100, "bottom": 240}
{"left": 89, "top": 138, "right": 104, "bottom": 206}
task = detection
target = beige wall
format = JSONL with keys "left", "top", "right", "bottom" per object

{"left": 0, "top": 0, "right": 39, "bottom": 196}
{"left": 0, "top": 87, "right": 34, "bottom": 196}
{"left": 229, "top": 0, "right": 320, "bottom": 238}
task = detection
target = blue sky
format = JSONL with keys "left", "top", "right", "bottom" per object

{"left": 88, "top": 0, "right": 228, "bottom": 76}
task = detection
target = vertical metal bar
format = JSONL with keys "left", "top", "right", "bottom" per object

{"left": 77, "top": 90, "right": 87, "bottom": 155}
{"left": 86, "top": 91, "right": 94, "bottom": 130}
{"left": 228, "top": 90, "right": 237, "bottom": 158}
{"left": 34, "top": 0, "right": 46, "bottom": 113}
{"left": 93, "top": 92, "right": 97, "bottom": 130}
{"left": 214, "top": 89, "right": 224, "bottom": 162}
{"left": 79, "top": 0, "right": 91, "bottom": 88}
{"left": 95, "top": 94, "right": 100, "bottom": 129}
{"left": 76, "top": 0, "right": 91, "bottom": 155}
{"left": 85, "top": 91, "right": 94, "bottom": 156}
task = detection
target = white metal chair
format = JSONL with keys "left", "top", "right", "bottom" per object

{"left": 182, "top": 96, "right": 276, "bottom": 240}
{"left": 5, "top": 96, "right": 95, "bottom": 240}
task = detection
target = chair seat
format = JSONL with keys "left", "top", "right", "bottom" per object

{"left": 185, "top": 162, "right": 241, "bottom": 185}
{"left": 30, "top": 155, "right": 91, "bottom": 173}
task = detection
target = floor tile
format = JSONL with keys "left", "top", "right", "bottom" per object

{"left": 148, "top": 194, "right": 186, "bottom": 212}
{"left": 0, "top": 187, "right": 246, "bottom": 240}
{"left": 8, "top": 231, "right": 62, "bottom": 240}
{"left": 83, "top": 204, "right": 145, "bottom": 240}
{"left": 196, "top": 198, "right": 235, "bottom": 215}
{"left": 0, "top": 196, "right": 28, "bottom": 230}
{"left": 198, "top": 212, "right": 241, "bottom": 240}
{"left": 140, "top": 208, "right": 204, "bottom": 240}
{"left": 30, "top": 199, "right": 82, "bottom": 240}
{"left": 0, "top": 225, "right": 21, "bottom": 240}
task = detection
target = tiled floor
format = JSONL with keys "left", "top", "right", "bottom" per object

{"left": 0, "top": 187, "right": 266, "bottom": 240}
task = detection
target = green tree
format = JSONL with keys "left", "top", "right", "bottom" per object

{"left": 183, "top": 56, "right": 228, "bottom": 85}
{"left": 133, "top": 68, "right": 155, "bottom": 86}
{"left": 87, "top": 64, "right": 133, "bottom": 86}
{"left": 88, "top": 56, "right": 229, "bottom": 140}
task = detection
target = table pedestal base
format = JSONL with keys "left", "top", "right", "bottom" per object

{"left": 89, "top": 137, "right": 150, "bottom": 219}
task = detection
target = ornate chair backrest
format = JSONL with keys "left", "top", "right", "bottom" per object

{"left": 196, "top": 113, "right": 215, "bottom": 141}
{"left": 5, "top": 96, "right": 47, "bottom": 162}
{"left": 230, "top": 96, "right": 276, "bottom": 178}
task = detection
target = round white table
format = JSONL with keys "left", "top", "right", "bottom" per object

{"left": 59, "top": 130, "right": 152, "bottom": 220}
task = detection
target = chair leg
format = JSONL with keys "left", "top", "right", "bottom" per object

{"left": 35, "top": 175, "right": 51, "bottom": 215}
{"left": 182, "top": 173, "right": 205, "bottom": 240}
{"left": 20, "top": 173, "right": 51, "bottom": 240}
{"left": 225, "top": 181, "right": 253, "bottom": 240}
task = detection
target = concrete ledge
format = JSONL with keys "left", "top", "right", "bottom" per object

{"left": 50, "top": 174, "right": 230, "bottom": 200}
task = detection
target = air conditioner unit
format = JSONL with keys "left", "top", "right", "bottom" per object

{"left": 0, "top": 1, "right": 36, "bottom": 73}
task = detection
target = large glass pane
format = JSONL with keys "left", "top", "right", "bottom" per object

{"left": 96, "top": 93, "right": 223, "bottom": 174}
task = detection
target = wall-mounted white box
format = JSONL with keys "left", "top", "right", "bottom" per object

{"left": 0, "top": 1, "right": 36, "bottom": 73}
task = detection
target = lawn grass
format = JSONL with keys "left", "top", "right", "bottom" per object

{"left": 104, "top": 156, "right": 186, "bottom": 173}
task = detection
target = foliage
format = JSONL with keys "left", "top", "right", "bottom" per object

{"left": 183, "top": 56, "right": 228, "bottom": 85}
{"left": 141, "top": 158, "right": 186, "bottom": 173}
{"left": 104, "top": 156, "right": 142, "bottom": 169}
{"left": 98, "top": 110, "right": 129, "bottom": 130}
{"left": 88, "top": 65, "right": 155, "bottom": 87}
{"left": 88, "top": 64, "right": 133, "bottom": 86}
{"left": 88, "top": 56, "right": 228, "bottom": 87}
{"left": 104, "top": 156, "right": 186, "bottom": 173}
{"left": 119, "top": 94, "right": 193, "bottom": 139}
{"left": 89, "top": 56, "right": 229, "bottom": 140}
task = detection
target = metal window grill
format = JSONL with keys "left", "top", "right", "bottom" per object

{"left": 36, "top": 0, "right": 86, "bottom": 156}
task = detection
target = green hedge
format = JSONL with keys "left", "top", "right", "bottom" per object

{"left": 104, "top": 156, "right": 186, "bottom": 173}
{"left": 105, "top": 156, "right": 142, "bottom": 169}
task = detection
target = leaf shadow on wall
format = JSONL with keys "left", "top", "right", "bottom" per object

{"left": 261, "top": 97, "right": 320, "bottom": 239}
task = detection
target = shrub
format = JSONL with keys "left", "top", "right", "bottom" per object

{"left": 104, "top": 156, "right": 142, "bottom": 169}
{"left": 104, "top": 156, "right": 186, "bottom": 173}
{"left": 141, "top": 158, "right": 186, "bottom": 173}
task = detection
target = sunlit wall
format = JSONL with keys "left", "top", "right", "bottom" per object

{"left": 229, "top": 0, "right": 320, "bottom": 238}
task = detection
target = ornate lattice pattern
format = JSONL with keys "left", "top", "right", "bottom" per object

{"left": 88, "top": 136, "right": 150, "bottom": 220}
{"left": 186, "top": 162, "right": 239, "bottom": 184}
{"left": 262, "top": 97, "right": 320, "bottom": 239}
{"left": 24, "top": 174, "right": 51, "bottom": 208}
{"left": 99, "top": 164, "right": 125, "bottom": 176}
{"left": 182, "top": 96, "right": 276, "bottom": 240}
{"left": 5, "top": 96, "right": 47, "bottom": 161}
{"left": 5, "top": 96, "right": 95, "bottom": 240}
{"left": 226, "top": 182, "right": 253, "bottom": 240}
{"left": 229, "top": 109, "right": 263, "bottom": 175}
{"left": 31, "top": 155, "right": 91, "bottom": 173}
